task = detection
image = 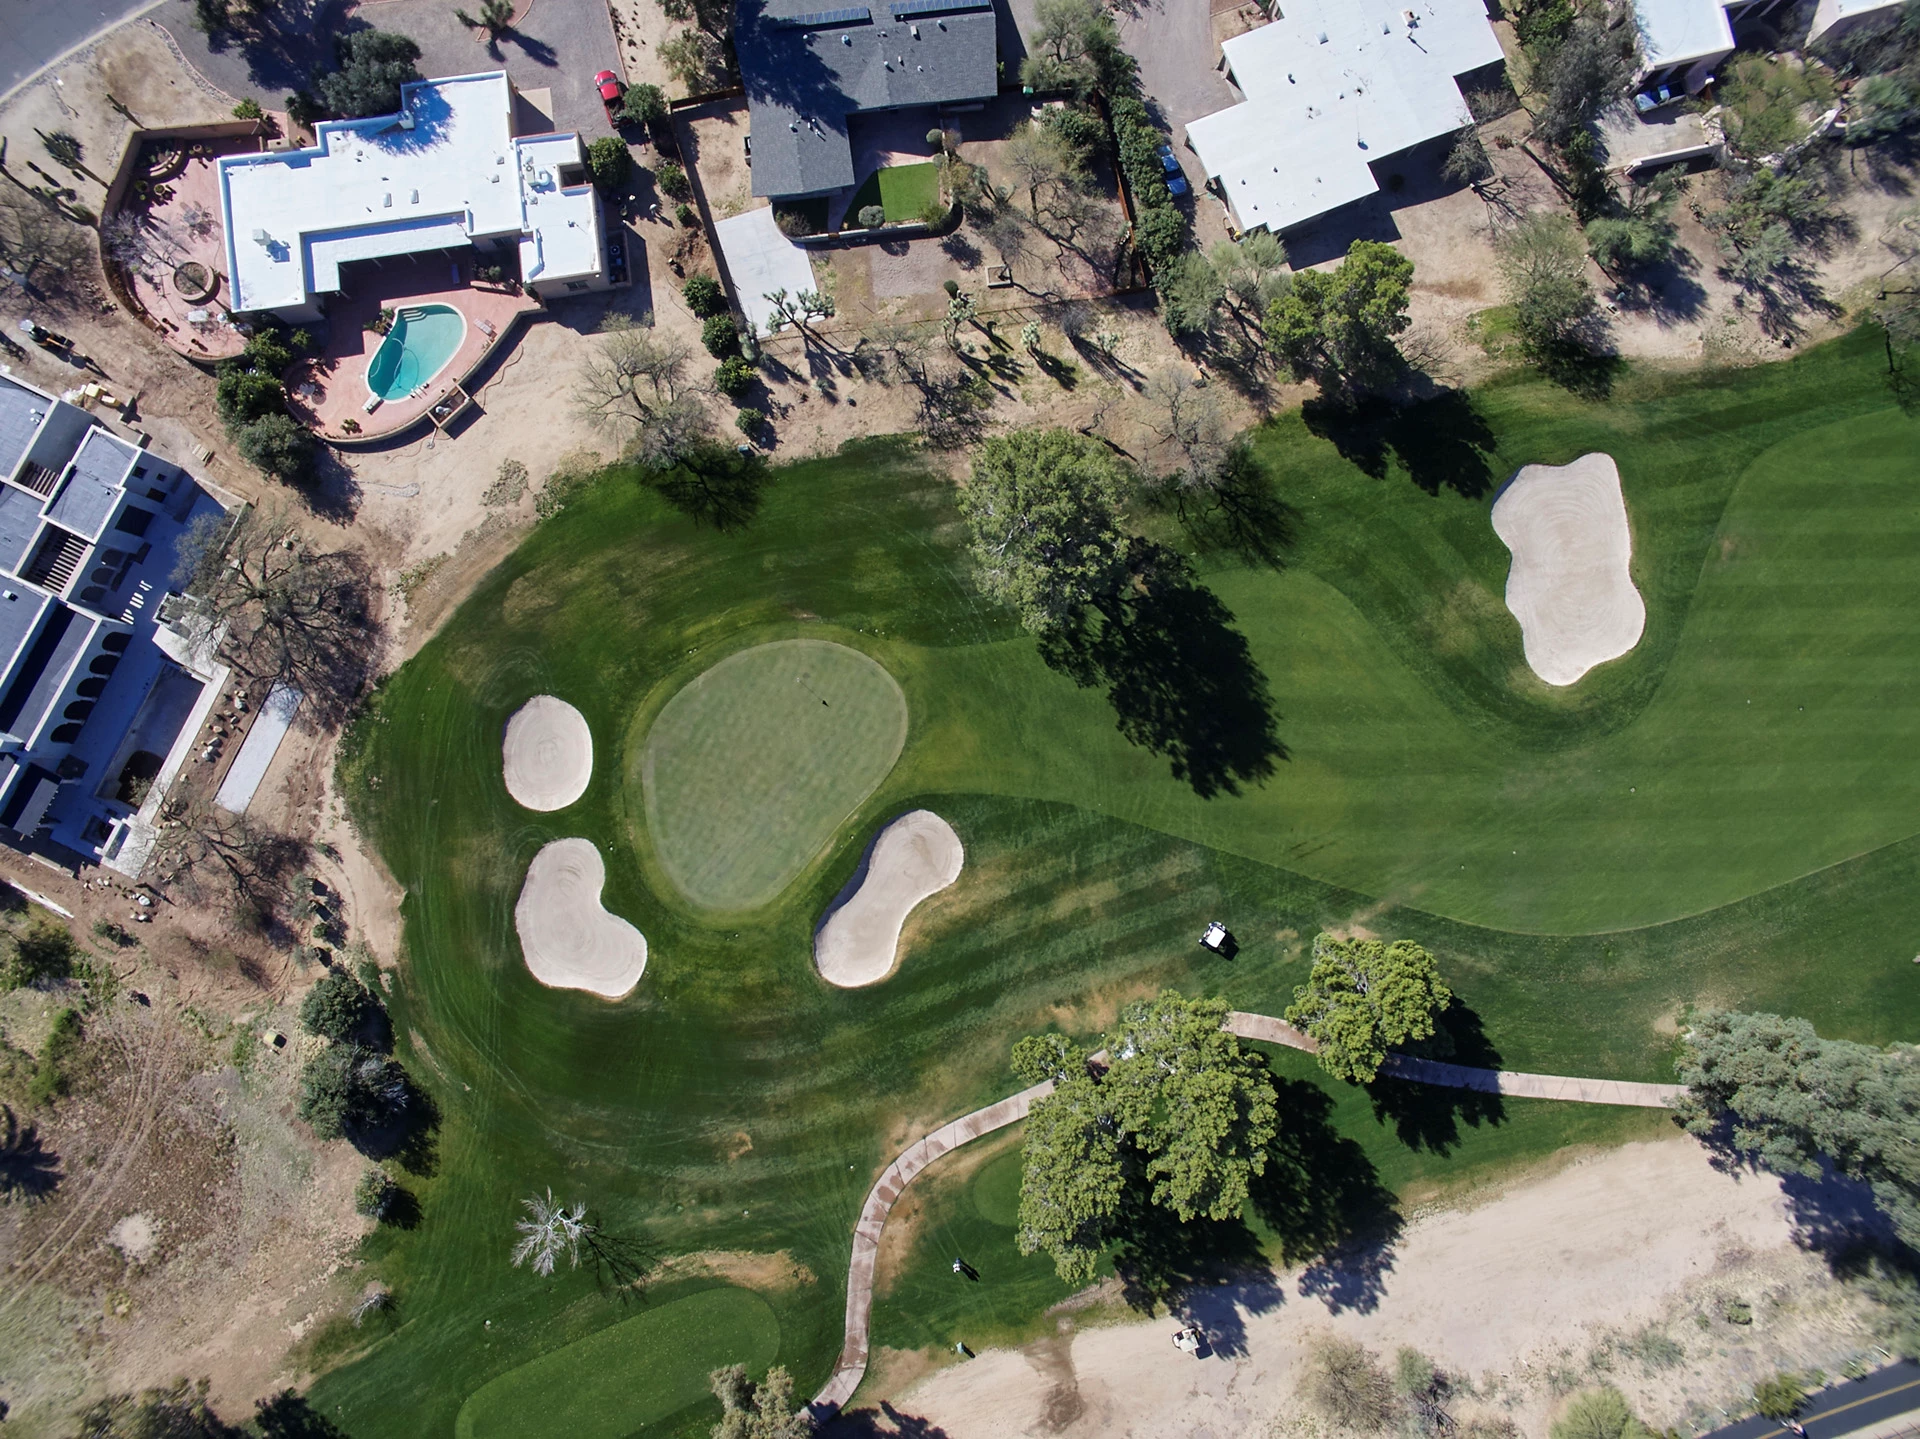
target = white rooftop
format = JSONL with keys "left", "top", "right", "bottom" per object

{"left": 1186, "top": 0, "right": 1505, "bottom": 235}
{"left": 1633, "top": 0, "right": 1735, "bottom": 70}
{"left": 515, "top": 134, "right": 602, "bottom": 288}
{"left": 218, "top": 71, "right": 599, "bottom": 314}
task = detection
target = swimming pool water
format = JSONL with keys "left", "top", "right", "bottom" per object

{"left": 366, "top": 303, "right": 466, "bottom": 401}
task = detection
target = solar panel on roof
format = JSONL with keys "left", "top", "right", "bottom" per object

{"left": 887, "top": 0, "right": 991, "bottom": 15}
{"left": 770, "top": 5, "right": 870, "bottom": 25}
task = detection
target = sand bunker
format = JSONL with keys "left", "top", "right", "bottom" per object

{"left": 502, "top": 696, "right": 592, "bottom": 811}
{"left": 814, "top": 811, "right": 963, "bottom": 988}
{"left": 513, "top": 838, "right": 647, "bottom": 999}
{"left": 1492, "top": 452, "right": 1646, "bottom": 686}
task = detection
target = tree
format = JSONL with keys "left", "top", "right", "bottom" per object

{"left": 662, "top": 0, "right": 732, "bottom": 40}
{"left": 298, "top": 1043, "right": 411, "bottom": 1141}
{"left": 1444, "top": 130, "right": 1496, "bottom": 189}
{"left": 511, "top": 1187, "right": 593, "bottom": 1275}
{"left": 1014, "top": 991, "right": 1278, "bottom": 1281}
{"left": 703, "top": 312, "right": 741, "bottom": 357}
{"left": 216, "top": 368, "right": 286, "bottom": 430}
{"left": 1585, "top": 179, "right": 1678, "bottom": 273}
{"left": 1498, "top": 212, "right": 1596, "bottom": 362}
{"left": 957, "top": 428, "right": 1137, "bottom": 634}
{"left": 713, "top": 356, "right": 755, "bottom": 397}
{"left": 682, "top": 274, "right": 726, "bottom": 317}
{"left": 574, "top": 314, "right": 713, "bottom": 468}
{"left": 1020, "top": 0, "right": 1131, "bottom": 96}
{"left": 317, "top": 31, "right": 423, "bottom": 119}
{"left": 170, "top": 507, "right": 377, "bottom": 726}
{"left": 1286, "top": 934, "right": 1452, "bottom": 1084}
{"left": 0, "top": 191, "right": 91, "bottom": 301}
{"left": 454, "top": 0, "right": 515, "bottom": 39}
{"left": 586, "top": 136, "right": 632, "bottom": 195}
{"left": 761, "top": 287, "right": 834, "bottom": 344}
{"left": 1551, "top": 1387, "right": 1655, "bottom": 1439}
{"left": 1004, "top": 122, "right": 1087, "bottom": 222}
{"left": 1717, "top": 54, "right": 1835, "bottom": 162}
{"left": 710, "top": 1365, "right": 810, "bottom": 1439}
{"left": 354, "top": 1165, "right": 397, "bottom": 1219}
{"left": 1158, "top": 250, "right": 1225, "bottom": 338}
{"left": 1, "top": 918, "right": 76, "bottom": 990}
{"left": 301, "top": 969, "right": 376, "bottom": 1042}
{"left": 661, "top": 29, "right": 724, "bottom": 92}
{"left": 235, "top": 414, "right": 317, "bottom": 485}
{"left": 1142, "top": 368, "right": 1231, "bottom": 501}
{"left": 1299, "top": 1334, "right": 1397, "bottom": 1433}
{"left": 1264, "top": 239, "right": 1414, "bottom": 397}
{"left": 619, "top": 82, "right": 669, "bottom": 127}
{"left": 1676, "top": 1010, "right": 1920, "bottom": 1250}
{"left": 1212, "top": 231, "right": 1290, "bottom": 329}
{"left": 1531, "top": 14, "right": 1635, "bottom": 149}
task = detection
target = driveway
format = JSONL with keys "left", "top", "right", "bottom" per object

{"left": 154, "top": 0, "right": 621, "bottom": 139}
{"left": 0, "top": 0, "right": 161, "bottom": 100}
{"left": 1116, "top": 0, "right": 1237, "bottom": 194}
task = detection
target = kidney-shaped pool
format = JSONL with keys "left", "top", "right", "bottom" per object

{"left": 366, "top": 303, "right": 467, "bottom": 401}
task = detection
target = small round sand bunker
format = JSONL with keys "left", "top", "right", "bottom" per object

{"left": 514, "top": 838, "right": 647, "bottom": 999}
{"left": 502, "top": 696, "right": 592, "bottom": 811}
{"left": 1492, "top": 452, "right": 1646, "bottom": 687}
{"left": 814, "top": 811, "right": 963, "bottom": 988}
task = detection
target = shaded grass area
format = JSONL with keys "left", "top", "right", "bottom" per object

{"left": 323, "top": 333, "right": 1920, "bottom": 1433}
{"left": 845, "top": 162, "right": 940, "bottom": 223}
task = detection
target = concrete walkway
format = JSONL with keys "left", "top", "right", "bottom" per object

{"left": 808, "top": 1010, "right": 1687, "bottom": 1418}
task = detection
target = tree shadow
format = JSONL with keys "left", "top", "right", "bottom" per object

{"left": 585, "top": 1228, "right": 664, "bottom": 1300}
{"left": 378, "top": 1183, "right": 422, "bottom": 1230}
{"left": 1108, "top": 1184, "right": 1276, "bottom": 1335}
{"left": 827, "top": 1401, "right": 958, "bottom": 1436}
{"left": 1364, "top": 1001, "right": 1507, "bottom": 1155}
{"left": 255, "top": 1388, "right": 353, "bottom": 1438}
{"left": 1176, "top": 447, "right": 1299, "bottom": 570}
{"left": 501, "top": 28, "right": 559, "bottom": 67}
{"left": 0, "top": 1103, "right": 61, "bottom": 1201}
{"left": 640, "top": 445, "right": 770, "bottom": 530}
{"left": 1037, "top": 551, "right": 1285, "bottom": 798}
{"left": 1301, "top": 389, "right": 1497, "bottom": 498}
{"left": 351, "top": 1074, "right": 439, "bottom": 1176}
{"left": 1252, "top": 1080, "right": 1402, "bottom": 1315}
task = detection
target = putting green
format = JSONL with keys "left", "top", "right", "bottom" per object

{"left": 639, "top": 639, "right": 909, "bottom": 910}
{"left": 453, "top": 1287, "right": 779, "bottom": 1439}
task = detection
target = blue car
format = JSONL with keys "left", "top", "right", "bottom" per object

{"left": 1156, "top": 142, "right": 1190, "bottom": 197}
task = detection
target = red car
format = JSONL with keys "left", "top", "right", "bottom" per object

{"left": 595, "top": 70, "right": 624, "bottom": 124}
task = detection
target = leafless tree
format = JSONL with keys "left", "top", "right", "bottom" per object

{"left": 861, "top": 315, "right": 932, "bottom": 385}
{"left": 573, "top": 314, "right": 714, "bottom": 468}
{"left": 1142, "top": 368, "right": 1232, "bottom": 502}
{"left": 512, "top": 1189, "right": 595, "bottom": 1276}
{"left": 147, "top": 791, "right": 306, "bottom": 922}
{"left": 0, "top": 190, "right": 90, "bottom": 301}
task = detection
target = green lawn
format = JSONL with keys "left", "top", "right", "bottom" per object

{"left": 638, "top": 639, "right": 908, "bottom": 910}
{"left": 844, "top": 162, "right": 940, "bottom": 224}
{"left": 320, "top": 328, "right": 1920, "bottom": 1436}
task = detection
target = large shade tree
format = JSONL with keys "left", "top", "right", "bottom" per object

{"left": 1286, "top": 934, "right": 1453, "bottom": 1084}
{"left": 1264, "top": 239, "right": 1414, "bottom": 398}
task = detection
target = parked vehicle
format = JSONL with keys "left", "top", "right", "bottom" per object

{"left": 1156, "top": 143, "right": 1190, "bottom": 197}
{"left": 595, "top": 70, "right": 624, "bottom": 125}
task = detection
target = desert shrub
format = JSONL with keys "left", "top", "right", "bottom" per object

{"left": 1754, "top": 1373, "right": 1806, "bottom": 1420}
{"left": 354, "top": 1166, "right": 397, "bottom": 1219}
{"left": 713, "top": 355, "right": 756, "bottom": 396}
{"left": 858, "top": 204, "right": 886, "bottom": 228}
{"left": 682, "top": 274, "right": 726, "bottom": 317}
{"left": 1300, "top": 1334, "right": 1397, "bottom": 1433}
{"left": 702, "top": 313, "right": 740, "bottom": 357}
{"left": 233, "top": 98, "right": 264, "bottom": 121}
{"left": 1551, "top": 1386, "right": 1653, "bottom": 1439}
{"left": 300, "top": 969, "right": 376, "bottom": 1042}
{"left": 675, "top": 202, "right": 696, "bottom": 227}
{"left": 735, "top": 406, "right": 763, "bottom": 435}
{"left": 773, "top": 204, "right": 818, "bottom": 238}
{"left": 655, "top": 161, "right": 691, "bottom": 200}
{"left": 482, "top": 458, "right": 529, "bottom": 506}
{"left": 28, "top": 1008, "right": 82, "bottom": 1105}
{"left": 586, "top": 136, "right": 632, "bottom": 195}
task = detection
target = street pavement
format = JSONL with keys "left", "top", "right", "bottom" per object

{"left": 1, "top": 0, "right": 163, "bottom": 99}
{"left": 1700, "top": 1361, "right": 1920, "bottom": 1439}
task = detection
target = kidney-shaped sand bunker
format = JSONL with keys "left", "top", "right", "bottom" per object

{"left": 1492, "top": 452, "right": 1646, "bottom": 687}
{"left": 514, "top": 838, "right": 648, "bottom": 999}
{"left": 814, "top": 810, "right": 964, "bottom": 988}
{"left": 639, "top": 639, "right": 908, "bottom": 911}
{"left": 502, "top": 696, "right": 593, "bottom": 811}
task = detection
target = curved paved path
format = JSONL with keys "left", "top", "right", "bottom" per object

{"left": 807, "top": 1011, "right": 1685, "bottom": 1418}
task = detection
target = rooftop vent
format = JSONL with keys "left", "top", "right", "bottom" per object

{"left": 252, "top": 228, "right": 272, "bottom": 246}
{"left": 843, "top": 32, "right": 852, "bottom": 42}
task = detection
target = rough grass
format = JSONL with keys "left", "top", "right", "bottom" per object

{"left": 322, "top": 329, "right": 1920, "bottom": 1435}
{"left": 638, "top": 639, "right": 909, "bottom": 911}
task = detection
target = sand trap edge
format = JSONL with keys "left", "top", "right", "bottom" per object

{"left": 513, "top": 837, "right": 648, "bottom": 1000}
{"left": 814, "top": 811, "right": 964, "bottom": 988}
{"left": 503, "top": 695, "right": 593, "bottom": 812}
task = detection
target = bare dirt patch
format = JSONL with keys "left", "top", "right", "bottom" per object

{"left": 645, "top": 1248, "right": 818, "bottom": 1292}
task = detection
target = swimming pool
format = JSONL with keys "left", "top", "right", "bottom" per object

{"left": 366, "top": 303, "right": 467, "bottom": 401}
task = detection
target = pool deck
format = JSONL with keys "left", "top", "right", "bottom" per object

{"left": 285, "top": 252, "right": 540, "bottom": 443}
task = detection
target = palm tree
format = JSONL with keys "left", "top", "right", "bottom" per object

{"left": 510, "top": 1188, "right": 593, "bottom": 1276}
{"left": 454, "top": 0, "right": 516, "bottom": 45}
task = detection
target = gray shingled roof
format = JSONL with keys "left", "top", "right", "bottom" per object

{"left": 737, "top": 0, "right": 999, "bottom": 199}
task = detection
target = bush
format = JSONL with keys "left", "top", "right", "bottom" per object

{"left": 927, "top": 126, "right": 946, "bottom": 150}
{"left": 1110, "top": 93, "right": 1191, "bottom": 280}
{"left": 233, "top": 98, "right": 264, "bottom": 121}
{"left": 858, "top": 204, "right": 886, "bottom": 228}
{"left": 713, "top": 355, "right": 756, "bottom": 396}
{"left": 298, "top": 1044, "right": 411, "bottom": 1141}
{"left": 618, "top": 82, "right": 667, "bottom": 127}
{"left": 675, "top": 201, "right": 696, "bottom": 227}
{"left": 918, "top": 197, "right": 953, "bottom": 230}
{"left": 587, "top": 136, "right": 632, "bottom": 195}
{"left": 735, "top": 406, "right": 763, "bottom": 435}
{"left": 354, "top": 1166, "right": 396, "bottom": 1219}
{"left": 773, "top": 204, "right": 818, "bottom": 238}
{"left": 316, "top": 30, "right": 422, "bottom": 119}
{"left": 655, "top": 161, "right": 691, "bottom": 200}
{"left": 215, "top": 368, "right": 285, "bottom": 429}
{"left": 28, "top": 1008, "right": 82, "bottom": 1106}
{"left": 682, "top": 274, "right": 726, "bottom": 317}
{"left": 286, "top": 90, "right": 323, "bottom": 128}
{"left": 300, "top": 969, "right": 376, "bottom": 1042}
{"left": 1754, "top": 1373, "right": 1806, "bottom": 1421}
{"left": 702, "top": 313, "right": 740, "bottom": 357}
{"left": 1300, "top": 1335, "right": 1396, "bottom": 1433}
{"left": 1, "top": 919, "right": 76, "bottom": 989}
{"left": 1551, "top": 1387, "right": 1653, "bottom": 1439}
{"left": 234, "top": 414, "right": 316, "bottom": 484}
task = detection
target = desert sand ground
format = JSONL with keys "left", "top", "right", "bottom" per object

{"left": 866, "top": 1137, "right": 1890, "bottom": 1439}
{"left": 513, "top": 837, "right": 648, "bottom": 998}
{"left": 502, "top": 695, "right": 594, "bottom": 811}
{"left": 815, "top": 811, "right": 964, "bottom": 988}
{"left": 1492, "top": 453, "right": 1647, "bottom": 688}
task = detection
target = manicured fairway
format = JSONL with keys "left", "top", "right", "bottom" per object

{"left": 323, "top": 328, "right": 1920, "bottom": 1437}
{"left": 640, "top": 639, "right": 909, "bottom": 910}
{"left": 454, "top": 1287, "right": 779, "bottom": 1439}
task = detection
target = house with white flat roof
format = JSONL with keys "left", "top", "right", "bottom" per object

{"left": 1806, "top": 0, "right": 1908, "bottom": 44}
{"left": 1185, "top": 0, "right": 1505, "bottom": 237}
{"left": 217, "top": 71, "right": 606, "bottom": 322}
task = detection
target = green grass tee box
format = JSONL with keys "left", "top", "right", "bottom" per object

{"left": 845, "top": 162, "right": 939, "bottom": 223}
{"left": 639, "top": 639, "right": 908, "bottom": 911}
{"left": 454, "top": 1287, "right": 779, "bottom": 1439}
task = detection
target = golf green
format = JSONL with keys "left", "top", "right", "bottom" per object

{"left": 454, "top": 1287, "right": 779, "bottom": 1439}
{"left": 320, "top": 326, "right": 1920, "bottom": 1438}
{"left": 638, "top": 639, "right": 909, "bottom": 910}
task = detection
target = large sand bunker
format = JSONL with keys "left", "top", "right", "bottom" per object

{"left": 514, "top": 838, "right": 647, "bottom": 999}
{"left": 1492, "top": 452, "right": 1646, "bottom": 686}
{"left": 814, "top": 811, "right": 963, "bottom": 988}
{"left": 502, "top": 696, "right": 593, "bottom": 811}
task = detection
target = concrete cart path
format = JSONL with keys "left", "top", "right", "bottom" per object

{"left": 809, "top": 1010, "right": 1687, "bottom": 1418}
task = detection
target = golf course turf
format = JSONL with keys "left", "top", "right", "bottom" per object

{"left": 325, "top": 326, "right": 1920, "bottom": 1437}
